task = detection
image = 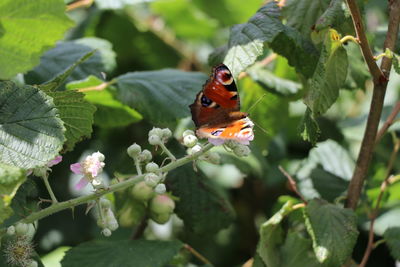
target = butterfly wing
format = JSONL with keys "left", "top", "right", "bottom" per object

{"left": 190, "top": 64, "right": 244, "bottom": 128}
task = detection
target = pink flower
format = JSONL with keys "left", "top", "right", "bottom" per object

{"left": 70, "top": 152, "right": 105, "bottom": 190}
{"left": 47, "top": 156, "right": 62, "bottom": 167}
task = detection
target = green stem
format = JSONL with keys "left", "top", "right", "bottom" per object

{"left": 42, "top": 174, "right": 58, "bottom": 204}
{"left": 134, "top": 157, "right": 142, "bottom": 175}
{"left": 340, "top": 35, "right": 359, "bottom": 44}
{"left": 158, "top": 142, "right": 177, "bottom": 161}
{"left": 13, "top": 143, "right": 213, "bottom": 225}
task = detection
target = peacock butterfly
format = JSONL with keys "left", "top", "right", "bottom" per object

{"left": 189, "top": 64, "right": 254, "bottom": 146}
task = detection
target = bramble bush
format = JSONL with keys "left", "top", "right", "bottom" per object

{"left": 0, "top": 0, "right": 400, "bottom": 266}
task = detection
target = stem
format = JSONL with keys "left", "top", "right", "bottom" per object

{"left": 340, "top": 35, "right": 359, "bottom": 44}
{"left": 345, "top": 0, "right": 400, "bottom": 210}
{"left": 66, "top": 0, "right": 94, "bottom": 11}
{"left": 183, "top": 244, "right": 213, "bottom": 265}
{"left": 278, "top": 166, "right": 308, "bottom": 204}
{"left": 42, "top": 174, "right": 58, "bottom": 204}
{"left": 77, "top": 80, "right": 117, "bottom": 93}
{"left": 158, "top": 142, "right": 177, "bottom": 161}
{"left": 359, "top": 138, "right": 400, "bottom": 267}
{"left": 7, "top": 143, "right": 214, "bottom": 226}
{"left": 376, "top": 101, "right": 400, "bottom": 144}
{"left": 134, "top": 157, "right": 142, "bottom": 176}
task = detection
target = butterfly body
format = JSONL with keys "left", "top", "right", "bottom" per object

{"left": 189, "top": 64, "right": 254, "bottom": 145}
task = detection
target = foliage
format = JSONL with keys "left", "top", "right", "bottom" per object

{"left": 0, "top": 0, "right": 399, "bottom": 266}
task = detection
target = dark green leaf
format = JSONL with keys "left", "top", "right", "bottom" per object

{"left": 304, "top": 199, "right": 358, "bottom": 266}
{"left": 166, "top": 165, "right": 235, "bottom": 235}
{"left": 67, "top": 76, "right": 142, "bottom": 128}
{"left": 246, "top": 64, "right": 302, "bottom": 97}
{"left": 314, "top": 0, "right": 346, "bottom": 31}
{"left": 310, "top": 168, "right": 348, "bottom": 202}
{"left": 280, "top": 232, "right": 321, "bottom": 267}
{"left": 0, "top": 81, "right": 65, "bottom": 169}
{"left": 25, "top": 42, "right": 103, "bottom": 88}
{"left": 384, "top": 227, "right": 400, "bottom": 260}
{"left": 224, "top": 2, "right": 284, "bottom": 77}
{"left": 45, "top": 90, "right": 96, "bottom": 152}
{"left": 299, "top": 108, "right": 320, "bottom": 145}
{"left": 61, "top": 240, "right": 183, "bottom": 267}
{"left": 0, "top": 163, "right": 26, "bottom": 224}
{"left": 304, "top": 29, "right": 348, "bottom": 115}
{"left": 0, "top": 0, "right": 74, "bottom": 79}
{"left": 116, "top": 70, "right": 207, "bottom": 125}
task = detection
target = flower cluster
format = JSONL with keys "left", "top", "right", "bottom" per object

{"left": 96, "top": 198, "right": 119, "bottom": 237}
{"left": 70, "top": 152, "right": 106, "bottom": 190}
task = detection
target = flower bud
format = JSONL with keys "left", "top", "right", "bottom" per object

{"left": 188, "top": 144, "right": 202, "bottom": 155}
{"left": 148, "top": 135, "right": 161, "bottom": 145}
{"left": 127, "top": 143, "right": 141, "bottom": 158}
{"left": 27, "top": 260, "right": 38, "bottom": 267}
{"left": 102, "top": 228, "right": 112, "bottom": 237}
{"left": 100, "top": 198, "right": 111, "bottom": 209}
{"left": 97, "top": 218, "right": 107, "bottom": 228}
{"left": 182, "top": 129, "right": 195, "bottom": 137}
{"left": 150, "top": 212, "right": 171, "bottom": 224}
{"left": 7, "top": 226, "right": 15, "bottom": 235}
{"left": 145, "top": 162, "right": 159, "bottom": 173}
{"left": 108, "top": 220, "right": 119, "bottom": 231}
{"left": 26, "top": 223, "right": 36, "bottom": 240}
{"left": 138, "top": 149, "right": 152, "bottom": 162}
{"left": 161, "top": 128, "right": 172, "bottom": 140}
{"left": 15, "top": 223, "right": 29, "bottom": 236}
{"left": 150, "top": 194, "right": 175, "bottom": 214}
{"left": 149, "top": 127, "right": 163, "bottom": 138}
{"left": 183, "top": 134, "right": 198, "bottom": 148}
{"left": 154, "top": 183, "right": 166, "bottom": 194}
{"left": 144, "top": 173, "right": 161, "bottom": 188}
{"left": 233, "top": 144, "right": 251, "bottom": 157}
{"left": 131, "top": 181, "right": 154, "bottom": 201}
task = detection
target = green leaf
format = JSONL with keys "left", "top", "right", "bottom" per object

{"left": 304, "top": 199, "right": 358, "bottom": 266}
{"left": 45, "top": 90, "right": 96, "bottom": 152}
{"left": 304, "top": 29, "right": 349, "bottom": 115}
{"left": 269, "top": 26, "right": 319, "bottom": 78}
{"left": 25, "top": 42, "right": 104, "bottom": 88}
{"left": 151, "top": 0, "right": 218, "bottom": 40}
{"left": 67, "top": 76, "right": 142, "bottom": 128}
{"left": 0, "top": 163, "right": 26, "bottom": 224}
{"left": 314, "top": 0, "right": 346, "bottom": 32}
{"left": 166, "top": 165, "right": 235, "bottom": 234}
{"left": 299, "top": 108, "right": 320, "bottom": 145}
{"left": 0, "top": 0, "right": 74, "bottom": 79}
{"left": 40, "top": 50, "right": 96, "bottom": 92}
{"left": 116, "top": 70, "right": 207, "bottom": 125}
{"left": 0, "top": 81, "right": 65, "bottom": 169}
{"left": 257, "top": 201, "right": 293, "bottom": 266}
{"left": 384, "top": 227, "right": 400, "bottom": 260}
{"left": 280, "top": 232, "right": 321, "bottom": 267}
{"left": 310, "top": 168, "right": 348, "bottom": 202}
{"left": 246, "top": 64, "right": 302, "bottom": 97}
{"left": 61, "top": 240, "right": 183, "bottom": 267}
{"left": 223, "top": 2, "right": 284, "bottom": 77}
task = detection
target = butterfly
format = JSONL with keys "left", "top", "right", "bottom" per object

{"left": 189, "top": 64, "right": 254, "bottom": 146}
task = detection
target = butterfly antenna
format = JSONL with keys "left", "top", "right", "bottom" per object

{"left": 246, "top": 94, "right": 267, "bottom": 114}
{"left": 253, "top": 121, "right": 270, "bottom": 137}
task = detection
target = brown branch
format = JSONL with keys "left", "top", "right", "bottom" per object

{"left": 345, "top": 0, "right": 400, "bottom": 210}
{"left": 376, "top": 101, "right": 400, "bottom": 144}
{"left": 183, "top": 244, "right": 213, "bottom": 265}
{"left": 278, "top": 166, "right": 308, "bottom": 204}
{"left": 359, "top": 138, "right": 400, "bottom": 267}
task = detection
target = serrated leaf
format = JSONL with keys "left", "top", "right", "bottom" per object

{"left": 257, "top": 201, "right": 295, "bottom": 267}
{"left": 384, "top": 227, "right": 400, "bottom": 260}
{"left": 40, "top": 50, "right": 96, "bottom": 92}
{"left": 310, "top": 168, "right": 348, "bottom": 202}
{"left": 61, "top": 240, "right": 183, "bottom": 267}
{"left": 223, "top": 2, "right": 284, "bottom": 77}
{"left": 45, "top": 90, "right": 96, "bottom": 152}
{"left": 166, "top": 165, "right": 235, "bottom": 234}
{"left": 0, "top": 81, "right": 65, "bottom": 169}
{"left": 246, "top": 64, "right": 302, "bottom": 97}
{"left": 304, "top": 199, "right": 358, "bottom": 266}
{"left": 116, "top": 70, "right": 207, "bottom": 125}
{"left": 0, "top": 163, "right": 26, "bottom": 224}
{"left": 25, "top": 42, "right": 104, "bottom": 88}
{"left": 269, "top": 26, "right": 319, "bottom": 78}
{"left": 304, "top": 29, "right": 348, "bottom": 115}
{"left": 0, "top": 0, "right": 74, "bottom": 79}
{"left": 299, "top": 108, "right": 320, "bottom": 145}
{"left": 314, "top": 0, "right": 346, "bottom": 31}
{"left": 67, "top": 76, "right": 142, "bottom": 128}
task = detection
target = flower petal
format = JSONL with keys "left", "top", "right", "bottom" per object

{"left": 70, "top": 163, "right": 83, "bottom": 174}
{"left": 48, "top": 155, "right": 62, "bottom": 167}
{"left": 208, "top": 138, "right": 226, "bottom": 146}
{"left": 75, "top": 177, "right": 89, "bottom": 190}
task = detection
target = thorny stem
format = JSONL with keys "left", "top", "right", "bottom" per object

{"left": 345, "top": 0, "right": 400, "bottom": 210}
{"left": 41, "top": 174, "right": 58, "bottom": 204}
{"left": 1, "top": 143, "right": 214, "bottom": 228}
{"left": 184, "top": 244, "right": 213, "bottom": 265}
{"left": 359, "top": 136, "right": 400, "bottom": 267}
